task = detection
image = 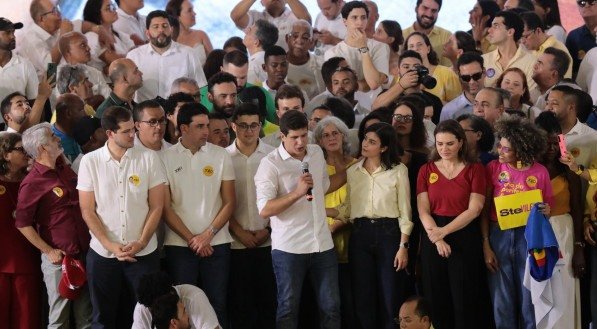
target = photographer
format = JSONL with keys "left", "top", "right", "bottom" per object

{"left": 372, "top": 50, "right": 443, "bottom": 123}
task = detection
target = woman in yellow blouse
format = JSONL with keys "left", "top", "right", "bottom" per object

{"left": 334, "top": 122, "right": 412, "bottom": 329}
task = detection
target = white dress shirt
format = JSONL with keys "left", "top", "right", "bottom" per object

{"left": 314, "top": 12, "right": 347, "bottom": 55}
{"left": 244, "top": 8, "right": 298, "bottom": 50}
{"left": 162, "top": 142, "right": 236, "bottom": 247}
{"left": 324, "top": 39, "right": 390, "bottom": 84}
{"left": 134, "top": 134, "right": 172, "bottom": 160}
{"left": 577, "top": 47, "right": 597, "bottom": 106}
{"left": 77, "top": 144, "right": 167, "bottom": 257}
{"left": 113, "top": 7, "right": 147, "bottom": 42}
{"left": 85, "top": 31, "right": 134, "bottom": 75}
{"left": 247, "top": 51, "right": 266, "bottom": 86}
{"left": 564, "top": 119, "right": 597, "bottom": 168}
{"left": 255, "top": 144, "right": 334, "bottom": 254}
{"left": 0, "top": 53, "right": 39, "bottom": 102}
{"left": 16, "top": 23, "right": 57, "bottom": 78}
{"left": 127, "top": 42, "right": 207, "bottom": 102}
{"left": 226, "top": 140, "right": 274, "bottom": 249}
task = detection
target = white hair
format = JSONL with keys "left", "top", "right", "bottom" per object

{"left": 313, "top": 116, "right": 352, "bottom": 156}
{"left": 170, "top": 77, "right": 199, "bottom": 94}
{"left": 22, "top": 122, "right": 52, "bottom": 159}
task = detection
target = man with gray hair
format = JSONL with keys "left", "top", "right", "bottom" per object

{"left": 170, "top": 77, "right": 201, "bottom": 103}
{"left": 242, "top": 19, "right": 279, "bottom": 85}
{"left": 95, "top": 58, "right": 143, "bottom": 118}
{"left": 15, "top": 122, "right": 92, "bottom": 328}
{"left": 286, "top": 20, "right": 325, "bottom": 100}
{"left": 55, "top": 64, "right": 100, "bottom": 117}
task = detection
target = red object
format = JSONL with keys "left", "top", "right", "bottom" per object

{"left": 58, "top": 255, "right": 87, "bottom": 300}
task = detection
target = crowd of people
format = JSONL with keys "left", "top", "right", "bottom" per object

{"left": 1, "top": 0, "right": 597, "bottom": 328}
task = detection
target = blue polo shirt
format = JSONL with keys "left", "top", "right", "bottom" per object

{"left": 52, "top": 124, "right": 81, "bottom": 163}
{"left": 565, "top": 25, "right": 597, "bottom": 75}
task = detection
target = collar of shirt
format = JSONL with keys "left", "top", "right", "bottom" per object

{"left": 277, "top": 142, "right": 312, "bottom": 162}
{"left": 108, "top": 92, "right": 127, "bottom": 106}
{"left": 567, "top": 119, "right": 587, "bottom": 136}
{"left": 538, "top": 35, "right": 558, "bottom": 53}
{"left": 134, "top": 133, "right": 171, "bottom": 151}
{"left": 172, "top": 140, "right": 212, "bottom": 155}
{"left": 145, "top": 41, "right": 182, "bottom": 56}
{"left": 100, "top": 143, "right": 132, "bottom": 162}
{"left": 227, "top": 139, "right": 270, "bottom": 157}
{"left": 30, "top": 23, "right": 54, "bottom": 43}
{"left": 250, "top": 50, "right": 264, "bottom": 61}
{"left": 457, "top": 93, "right": 473, "bottom": 106}
{"left": 354, "top": 157, "right": 384, "bottom": 175}
{"left": 491, "top": 45, "right": 529, "bottom": 64}
{"left": 116, "top": 7, "right": 141, "bottom": 21}
{"left": 2, "top": 52, "right": 21, "bottom": 68}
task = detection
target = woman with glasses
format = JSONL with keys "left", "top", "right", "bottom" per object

{"left": 456, "top": 114, "right": 496, "bottom": 165}
{"left": 83, "top": 0, "right": 134, "bottom": 75}
{"left": 417, "top": 120, "right": 486, "bottom": 329}
{"left": 404, "top": 32, "right": 462, "bottom": 104}
{"left": 495, "top": 68, "right": 541, "bottom": 120}
{"left": 166, "top": 0, "right": 213, "bottom": 66}
{"left": 481, "top": 115, "right": 553, "bottom": 329}
{"left": 0, "top": 133, "right": 42, "bottom": 329}
{"left": 332, "top": 122, "right": 411, "bottom": 329}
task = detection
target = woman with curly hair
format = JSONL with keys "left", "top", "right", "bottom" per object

{"left": 481, "top": 115, "right": 553, "bottom": 329}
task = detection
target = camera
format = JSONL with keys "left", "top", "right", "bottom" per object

{"left": 411, "top": 65, "right": 437, "bottom": 89}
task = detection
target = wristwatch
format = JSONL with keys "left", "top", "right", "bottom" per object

{"left": 358, "top": 46, "right": 370, "bottom": 54}
{"left": 399, "top": 242, "right": 410, "bottom": 249}
{"left": 575, "top": 165, "right": 585, "bottom": 175}
{"left": 209, "top": 225, "right": 219, "bottom": 236}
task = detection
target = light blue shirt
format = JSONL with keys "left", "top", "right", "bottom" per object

{"left": 440, "top": 93, "right": 473, "bottom": 122}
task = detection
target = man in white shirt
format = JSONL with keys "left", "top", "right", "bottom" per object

{"left": 230, "top": 0, "right": 311, "bottom": 50}
{"left": 17, "top": 0, "right": 74, "bottom": 77}
{"left": 1, "top": 89, "right": 51, "bottom": 134}
{"left": 324, "top": 1, "right": 390, "bottom": 91}
{"left": 126, "top": 10, "right": 206, "bottom": 102}
{"left": 133, "top": 100, "right": 172, "bottom": 154}
{"left": 261, "top": 46, "right": 290, "bottom": 100}
{"left": 242, "top": 19, "right": 279, "bottom": 86}
{"left": 314, "top": 0, "right": 346, "bottom": 55}
{"left": 286, "top": 20, "right": 325, "bottom": 100}
{"left": 226, "top": 103, "right": 276, "bottom": 329}
{"left": 262, "top": 84, "right": 306, "bottom": 147}
{"left": 77, "top": 106, "right": 166, "bottom": 328}
{"left": 113, "top": 0, "right": 147, "bottom": 46}
{"left": 255, "top": 109, "right": 340, "bottom": 328}
{"left": 531, "top": 47, "right": 571, "bottom": 110}
{"left": 161, "top": 104, "right": 236, "bottom": 327}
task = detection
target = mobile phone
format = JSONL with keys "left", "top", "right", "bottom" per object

{"left": 47, "top": 62, "right": 57, "bottom": 82}
{"left": 557, "top": 134, "right": 567, "bottom": 157}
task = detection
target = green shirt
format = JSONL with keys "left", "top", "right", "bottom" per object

{"left": 199, "top": 83, "right": 277, "bottom": 124}
{"left": 95, "top": 92, "right": 134, "bottom": 118}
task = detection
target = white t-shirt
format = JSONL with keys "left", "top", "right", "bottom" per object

{"left": 324, "top": 39, "right": 390, "bottom": 86}
{"left": 287, "top": 55, "right": 325, "bottom": 101}
{"left": 243, "top": 8, "right": 298, "bottom": 50}
{"left": 313, "top": 12, "right": 347, "bottom": 55}
{"left": 85, "top": 31, "right": 134, "bottom": 76}
{"left": 247, "top": 51, "right": 266, "bottom": 86}
{"left": 113, "top": 7, "right": 147, "bottom": 42}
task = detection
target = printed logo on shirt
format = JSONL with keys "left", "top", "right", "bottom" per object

{"left": 174, "top": 166, "right": 182, "bottom": 173}
{"left": 498, "top": 171, "right": 510, "bottom": 184}
{"left": 52, "top": 187, "right": 63, "bottom": 198}
{"left": 203, "top": 165, "right": 214, "bottom": 177}
{"left": 486, "top": 68, "right": 496, "bottom": 78}
{"left": 526, "top": 176, "right": 537, "bottom": 188}
{"left": 570, "top": 147, "right": 580, "bottom": 158}
{"left": 0, "top": 185, "right": 5, "bottom": 195}
{"left": 429, "top": 173, "right": 439, "bottom": 184}
{"left": 129, "top": 174, "right": 141, "bottom": 186}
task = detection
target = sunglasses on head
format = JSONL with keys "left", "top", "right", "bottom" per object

{"left": 460, "top": 72, "right": 484, "bottom": 82}
{"left": 577, "top": 0, "right": 597, "bottom": 7}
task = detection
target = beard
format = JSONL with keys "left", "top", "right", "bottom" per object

{"left": 213, "top": 103, "right": 235, "bottom": 117}
{"left": 150, "top": 34, "right": 172, "bottom": 49}
{"left": 416, "top": 14, "right": 437, "bottom": 29}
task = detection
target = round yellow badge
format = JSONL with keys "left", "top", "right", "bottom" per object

{"left": 52, "top": 187, "right": 64, "bottom": 197}
{"left": 526, "top": 176, "right": 537, "bottom": 188}
{"left": 203, "top": 165, "right": 214, "bottom": 177}
{"left": 429, "top": 173, "right": 439, "bottom": 184}
{"left": 129, "top": 175, "right": 141, "bottom": 186}
{"left": 0, "top": 185, "right": 5, "bottom": 195}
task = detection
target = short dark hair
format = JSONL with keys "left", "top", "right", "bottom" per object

{"left": 203, "top": 49, "right": 226, "bottom": 82}
{"left": 208, "top": 71, "right": 237, "bottom": 94}
{"left": 515, "top": 0, "right": 535, "bottom": 11}
{"left": 404, "top": 32, "right": 439, "bottom": 66}
{"left": 223, "top": 36, "right": 248, "bottom": 54}
{"left": 543, "top": 47, "right": 571, "bottom": 80}
{"left": 456, "top": 51, "right": 484, "bottom": 71}
{"left": 231, "top": 102, "right": 262, "bottom": 122}
{"left": 358, "top": 108, "right": 393, "bottom": 145}
{"left": 137, "top": 272, "right": 176, "bottom": 307}
{"left": 238, "top": 86, "right": 268, "bottom": 123}
{"left": 166, "top": 92, "right": 195, "bottom": 115}
{"left": 534, "top": 111, "right": 562, "bottom": 134}
{"left": 551, "top": 85, "right": 579, "bottom": 112}
{"left": 275, "top": 84, "right": 305, "bottom": 108}
{"left": 321, "top": 57, "right": 346, "bottom": 87}
{"left": 534, "top": 0, "right": 561, "bottom": 28}
{"left": 495, "top": 10, "right": 524, "bottom": 42}
{"left": 402, "top": 295, "right": 432, "bottom": 320}
{"left": 83, "top": 0, "right": 106, "bottom": 26}
{"left": 341, "top": 1, "right": 369, "bottom": 19}
{"left": 520, "top": 11, "right": 545, "bottom": 32}
{"left": 133, "top": 100, "right": 163, "bottom": 122}
{"left": 176, "top": 102, "right": 209, "bottom": 131}
{"left": 223, "top": 50, "right": 248, "bottom": 67}
{"left": 430, "top": 119, "right": 475, "bottom": 162}
{"left": 478, "top": 0, "right": 500, "bottom": 28}
{"left": 208, "top": 111, "right": 228, "bottom": 122}
{"left": 101, "top": 106, "right": 132, "bottom": 132}
{"left": 150, "top": 293, "right": 180, "bottom": 329}
{"left": 264, "top": 45, "right": 287, "bottom": 63}
{"left": 146, "top": 10, "right": 170, "bottom": 30}
{"left": 575, "top": 89, "right": 595, "bottom": 123}
{"left": 323, "top": 97, "right": 355, "bottom": 129}
{"left": 1, "top": 91, "right": 25, "bottom": 118}
{"left": 416, "top": 0, "right": 442, "bottom": 9}
{"left": 399, "top": 50, "right": 423, "bottom": 65}
{"left": 255, "top": 19, "right": 279, "bottom": 51}
{"left": 279, "top": 110, "right": 308, "bottom": 135}
{"left": 456, "top": 114, "right": 495, "bottom": 153}
{"left": 364, "top": 122, "right": 402, "bottom": 169}
{"left": 453, "top": 31, "right": 478, "bottom": 54}
{"left": 380, "top": 20, "right": 403, "bottom": 52}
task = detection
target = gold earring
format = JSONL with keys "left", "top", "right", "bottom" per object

{"left": 516, "top": 160, "right": 522, "bottom": 169}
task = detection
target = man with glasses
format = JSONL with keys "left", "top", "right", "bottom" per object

{"left": 225, "top": 103, "right": 276, "bottom": 329}
{"left": 133, "top": 100, "right": 171, "bottom": 154}
{"left": 566, "top": 0, "right": 597, "bottom": 76}
{"left": 17, "top": 0, "right": 73, "bottom": 77}
{"left": 482, "top": 11, "right": 537, "bottom": 93}
{"left": 440, "top": 52, "right": 486, "bottom": 121}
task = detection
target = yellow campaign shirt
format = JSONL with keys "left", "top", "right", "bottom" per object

{"left": 262, "top": 120, "right": 279, "bottom": 136}
{"left": 325, "top": 163, "right": 354, "bottom": 264}
{"left": 403, "top": 24, "right": 453, "bottom": 67}
{"left": 482, "top": 46, "right": 538, "bottom": 93}
{"left": 425, "top": 65, "right": 462, "bottom": 103}
{"left": 536, "top": 35, "right": 573, "bottom": 79}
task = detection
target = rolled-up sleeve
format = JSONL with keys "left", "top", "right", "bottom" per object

{"left": 396, "top": 164, "right": 413, "bottom": 235}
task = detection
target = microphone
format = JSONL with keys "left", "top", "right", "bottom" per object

{"left": 301, "top": 162, "right": 313, "bottom": 201}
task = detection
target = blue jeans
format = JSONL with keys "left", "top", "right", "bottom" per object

{"left": 271, "top": 248, "right": 341, "bottom": 329}
{"left": 165, "top": 244, "right": 230, "bottom": 328}
{"left": 86, "top": 249, "right": 159, "bottom": 329}
{"left": 487, "top": 223, "right": 536, "bottom": 329}
{"left": 349, "top": 218, "right": 407, "bottom": 329}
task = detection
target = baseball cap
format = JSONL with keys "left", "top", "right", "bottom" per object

{"left": 58, "top": 255, "right": 87, "bottom": 300}
{"left": 0, "top": 18, "right": 24, "bottom": 31}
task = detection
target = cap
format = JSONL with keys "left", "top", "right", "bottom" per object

{"left": 0, "top": 18, "right": 23, "bottom": 31}
{"left": 58, "top": 255, "right": 87, "bottom": 300}
{"left": 72, "top": 116, "right": 102, "bottom": 147}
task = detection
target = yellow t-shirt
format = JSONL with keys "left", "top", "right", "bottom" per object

{"left": 325, "top": 162, "right": 356, "bottom": 263}
{"left": 425, "top": 65, "right": 462, "bottom": 104}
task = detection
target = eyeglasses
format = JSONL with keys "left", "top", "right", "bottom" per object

{"left": 459, "top": 72, "right": 483, "bottom": 82}
{"left": 235, "top": 122, "right": 261, "bottom": 131}
{"left": 521, "top": 30, "right": 535, "bottom": 39}
{"left": 140, "top": 119, "right": 168, "bottom": 127}
{"left": 577, "top": 0, "right": 597, "bottom": 7}
{"left": 40, "top": 5, "right": 61, "bottom": 17}
{"left": 497, "top": 144, "right": 512, "bottom": 153}
{"left": 392, "top": 114, "right": 413, "bottom": 123}
{"left": 10, "top": 146, "right": 25, "bottom": 153}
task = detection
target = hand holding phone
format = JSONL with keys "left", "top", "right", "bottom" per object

{"left": 558, "top": 134, "right": 567, "bottom": 158}
{"left": 47, "top": 62, "right": 57, "bottom": 83}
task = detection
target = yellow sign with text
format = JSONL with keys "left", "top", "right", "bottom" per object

{"left": 494, "top": 189, "right": 543, "bottom": 230}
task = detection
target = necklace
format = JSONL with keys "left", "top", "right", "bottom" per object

{"left": 440, "top": 160, "right": 462, "bottom": 180}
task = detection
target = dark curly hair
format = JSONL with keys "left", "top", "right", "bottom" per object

{"left": 136, "top": 272, "right": 176, "bottom": 308}
{"left": 494, "top": 115, "right": 546, "bottom": 166}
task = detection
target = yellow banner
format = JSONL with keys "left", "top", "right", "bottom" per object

{"left": 494, "top": 189, "right": 543, "bottom": 230}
